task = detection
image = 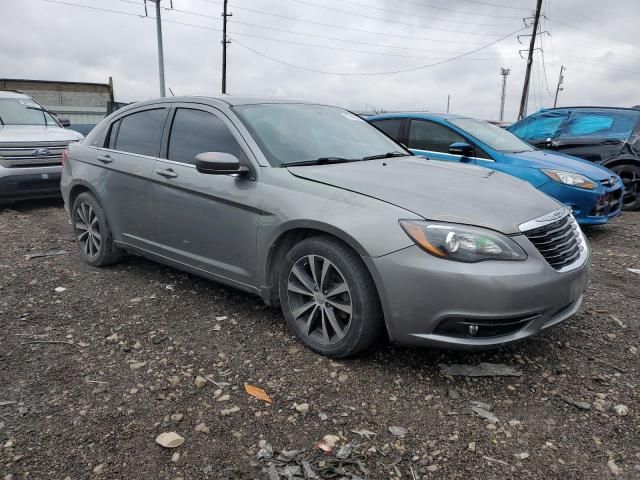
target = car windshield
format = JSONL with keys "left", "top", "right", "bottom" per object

{"left": 0, "top": 98, "right": 59, "bottom": 126}
{"left": 233, "top": 103, "right": 408, "bottom": 166}
{"left": 449, "top": 118, "right": 535, "bottom": 153}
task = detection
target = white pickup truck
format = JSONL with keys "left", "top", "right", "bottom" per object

{"left": 0, "top": 90, "right": 83, "bottom": 203}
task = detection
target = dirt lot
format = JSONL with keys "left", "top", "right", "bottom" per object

{"left": 0, "top": 201, "right": 639, "bottom": 480}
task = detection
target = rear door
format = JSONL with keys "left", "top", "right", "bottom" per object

{"left": 407, "top": 119, "right": 476, "bottom": 163}
{"left": 150, "top": 104, "right": 260, "bottom": 287}
{"left": 370, "top": 118, "right": 406, "bottom": 144}
{"left": 94, "top": 106, "right": 169, "bottom": 249}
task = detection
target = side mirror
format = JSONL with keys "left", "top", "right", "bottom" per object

{"left": 448, "top": 142, "right": 474, "bottom": 156}
{"left": 195, "top": 152, "right": 248, "bottom": 175}
{"left": 58, "top": 116, "right": 71, "bottom": 127}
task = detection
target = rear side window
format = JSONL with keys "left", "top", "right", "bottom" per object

{"left": 408, "top": 120, "right": 465, "bottom": 153}
{"left": 371, "top": 118, "right": 403, "bottom": 142}
{"left": 561, "top": 110, "right": 639, "bottom": 139}
{"left": 112, "top": 108, "right": 167, "bottom": 157}
{"left": 510, "top": 111, "right": 568, "bottom": 140}
{"left": 167, "top": 108, "right": 246, "bottom": 164}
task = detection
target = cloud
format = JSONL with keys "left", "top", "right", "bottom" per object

{"left": 2, "top": 0, "right": 638, "bottom": 121}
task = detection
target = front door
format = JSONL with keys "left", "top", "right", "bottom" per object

{"left": 407, "top": 119, "right": 477, "bottom": 164}
{"left": 151, "top": 104, "right": 260, "bottom": 288}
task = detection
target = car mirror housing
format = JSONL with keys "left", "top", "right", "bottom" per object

{"left": 58, "top": 116, "right": 71, "bottom": 127}
{"left": 195, "top": 152, "right": 248, "bottom": 175}
{"left": 448, "top": 142, "right": 474, "bottom": 156}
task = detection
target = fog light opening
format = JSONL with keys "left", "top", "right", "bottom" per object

{"left": 468, "top": 324, "right": 479, "bottom": 336}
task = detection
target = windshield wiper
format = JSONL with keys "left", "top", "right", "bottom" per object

{"left": 0, "top": 114, "right": 4, "bottom": 126}
{"left": 362, "top": 151, "right": 408, "bottom": 161}
{"left": 284, "top": 157, "right": 356, "bottom": 167}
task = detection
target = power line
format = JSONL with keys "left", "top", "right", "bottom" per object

{"left": 548, "top": 18, "right": 640, "bottom": 49}
{"left": 286, "top": 0, "right": 516, "bottom": 35}
{"left": 36, "top": 0, "right": 519, "bottom": 63}
{"left": 438, "top": 0, "right": 531, "bottom": 10}
{"left": 377, "top": 0, "right": 524, "bottom": 18}
{"left": 299, "top": 0, "right": 516, "bottom": 27}
{"left": 229, "top": 26, "right": 525, "bottom": 76}
{"left": 184, "top": 0, "right": 502, "bottom": 45}
{"left": 162, "top": 4, "right": 519, "bottom": 55}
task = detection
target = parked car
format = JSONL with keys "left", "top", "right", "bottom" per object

{"left": 508, "top": 107, "right": 640, "bottom": 211}
{"left": 62, "top": 97, "right": 589, "bottom": 357}
{"left": 0, "top": 90, "right": 83, "bottom": 203}
{"left": 368, "top": 113, "right": 623, "bottom": 225}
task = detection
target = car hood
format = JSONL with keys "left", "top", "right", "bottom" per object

{"left": 287, "top": 157, "right": 561, "bottom": 234}
{"left": 506, "top": 149, "right": 613, "bottom": 181}
{"left": 0, "top": 125, "right": 83, "bottom": 143}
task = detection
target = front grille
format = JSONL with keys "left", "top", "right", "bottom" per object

{"left": 523, "top": 214, "right": 584, "bottom": 270}
{"left": 434, "top": 313, "right": 540, "bottom": 338}
{"left": 0, "top": 142, "right": 72, "bottom": 168}
{"left": 0, "top": 140, "right": 71, "bottom": 148}
{"left": 591, "top": 188, "right": 623, "bottom": 217}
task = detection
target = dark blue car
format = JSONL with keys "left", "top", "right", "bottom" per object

{"left": 368, "top": 113, "right": 623, "bottom": 226}
{"left": 508, "top": 107, "right": 640, "bottom": 211}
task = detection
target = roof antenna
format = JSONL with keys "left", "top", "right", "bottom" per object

{"left": 168, "top": 87, "right": 175, "bottom": 97}
{"left": 143, "top": 0, "right": 148, "bottom": 16}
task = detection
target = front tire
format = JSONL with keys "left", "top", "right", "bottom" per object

{"left": 71, "top": 192, "right": 123, "bottom": 267}
{"left": 278, "top": 235, "right": 383, "bottom": 358}
{"left": 610, "top": 163, "right": 640, "bottom": 211}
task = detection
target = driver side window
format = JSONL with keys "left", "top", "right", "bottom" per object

{"left": 167, "top": 108, "right": 247, "bottom": 165}
{"left": 408, "top": 120, "right": 465, "bottom": 153}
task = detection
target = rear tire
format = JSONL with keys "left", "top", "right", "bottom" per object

{"left": 278, "top": 235, "right": 383, "bottom": 358}
{"left": 71, "top": 192, "right": 123, "bottom": 267}
{"left": 610, "top": 163, "right": 640, "bottom": 211}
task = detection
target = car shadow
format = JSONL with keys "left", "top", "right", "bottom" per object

{"left": 1, "top": 197, "right": 64, "bottom": 213}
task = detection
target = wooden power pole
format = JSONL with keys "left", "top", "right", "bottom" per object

{"left": 553, "top": 65, "right": 565, "bottom": 107}
{"left": 518, "top": 0, "right": 543, "bottom": 120}
{"left": 221, "top": 0, "right": 231, "bottom": 94}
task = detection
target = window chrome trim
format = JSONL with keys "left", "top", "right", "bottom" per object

{"left": 412, "top": 148, "right": 495, "bottom": 162}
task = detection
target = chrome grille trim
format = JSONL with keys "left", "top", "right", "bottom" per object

{"left": 519, "top": 209, "right": 588, "bottom": 272}
{"left": 0, "top": 140, "right": 75, "bottom": 148}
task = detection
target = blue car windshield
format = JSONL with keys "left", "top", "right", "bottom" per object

{"left": 449, "top": 118, "right": 535, "bottom": 153}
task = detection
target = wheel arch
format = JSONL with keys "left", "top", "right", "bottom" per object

{"left": 600, "top": 155, "right": 640, "bottom": 170}
{"left": 260, "top": 222, "right": 369, "bottom": 307}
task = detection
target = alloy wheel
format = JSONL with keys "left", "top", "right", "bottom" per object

{"left": 287, "top": 255, "right": 352, "bottom": 346}
{"left": 613, "top": 164, "right": 640, "bottom": 209}
{"left": 75, "top": 202, "right": 102, "bottom": 258}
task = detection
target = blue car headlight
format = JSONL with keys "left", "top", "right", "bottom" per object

{"left": 542, "top": 169, "right": 597, "bottom": 190}
{"left": 399, "top": 220, "right": 527, "bottom": 262}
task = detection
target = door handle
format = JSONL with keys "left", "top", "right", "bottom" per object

{"left": 156, "top": 168, "right": 178, "bottom": 178}
{"left": 97, "top": 155, "right": 113, "bottom": 164}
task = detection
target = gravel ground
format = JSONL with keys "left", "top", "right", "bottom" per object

{"left": 0, "top": 200, "right": 639, "bottom": 480}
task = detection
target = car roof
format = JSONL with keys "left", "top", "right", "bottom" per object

{"left": 367, "top": 112, "right": 470, "bottom": 122}
{"left": 0, "top": 90, "right": 30, "bottom": 99}
{"left": 538, "top": 106, "right": 640, "bottom": 113}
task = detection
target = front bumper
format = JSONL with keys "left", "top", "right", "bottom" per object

{"left": 539, "top": 180, "right": 623, "bottom": 225}
{"left": 366, "top": 237, "right": 589, "bottom": 350}
{"left": 0, "top": 165, "right": 62, "bottom": 202}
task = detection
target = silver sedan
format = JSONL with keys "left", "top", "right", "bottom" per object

{"left": 61, "top": 97, "right": 589, "bottom": 357}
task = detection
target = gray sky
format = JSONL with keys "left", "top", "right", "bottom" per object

{"left": 2, "top": 0, "right": 639, "bottom": 121}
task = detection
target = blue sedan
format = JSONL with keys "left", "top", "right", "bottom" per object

{"left": 368, "top": 113, "right": 623, "bottom": 225}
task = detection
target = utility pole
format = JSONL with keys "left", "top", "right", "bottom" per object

{"left": 553, "top": 65, "right": 565, "bottom": 107}
{"left": 499, "top": 68, "right": 510, "bottom": 122}
{"left": 221, "top": 0, "right": 232, "bottom": 94}
{"left": 446, "top": 94, "right": 451, "bottom": 113}
{"left": 518, "top": 0, "right": 543, "bottom": 120}
{"left": 151, "top": 0, "right": 166, "bottom": 97}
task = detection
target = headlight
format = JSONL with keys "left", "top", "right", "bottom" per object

{"left": 542, "top": 169, "right": 596, "bottom": 190}
{"left": 399, "top": 221, "right": 527, "bottom": 262}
